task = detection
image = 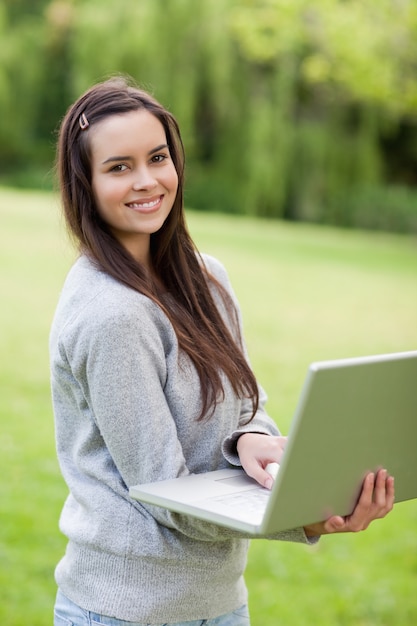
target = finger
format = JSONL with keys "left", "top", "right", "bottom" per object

{"left": 239, "top": 451, "right": 275, "bottom": 489}
{"left": 245, "top": 462, "right": 274, "bottom": 490}
{"left": 356, "top": 472, "right": 376, "bottom": 508}
{"left": 251, "top": 461, "right": 281, "bottom": 489}
{"left": 373, "top": 470, "right": 395, "bottom": 516}
{"left": 348, "top": 471, "right": 396, "bottom": 530}
{"left": 386, "top": 475, "right": 395, "bottom": 506}
{"left": 373, "top": 469, "right": 388, "bottom": 507}
{"left": 342, "top": 473, "right": 376, "bottom": 531}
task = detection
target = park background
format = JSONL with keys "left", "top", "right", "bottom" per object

{"left": 1, "top": 1, "right": 417, "bottom": 624}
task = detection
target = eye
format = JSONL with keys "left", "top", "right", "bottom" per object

{"left": 151, "top": 154, "right": 168, "bottom": 164}
{"left": 109, "top": 163, "right": 128, "bottom": 173}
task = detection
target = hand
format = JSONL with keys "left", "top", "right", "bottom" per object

{"left": 236, "top": 433, "right": 287, "bottom": 490}
{"left": 304, "top": 469, "right": 395, "bottom": 537}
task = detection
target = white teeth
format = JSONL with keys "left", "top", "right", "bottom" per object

{"left": 129, "top": 198, "right": 160, "bottom": 209}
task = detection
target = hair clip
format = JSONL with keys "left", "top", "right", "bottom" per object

{"left": 79, "top": 113, "right": 90, "bottom": 130}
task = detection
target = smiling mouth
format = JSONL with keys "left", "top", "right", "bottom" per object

{"left": 126, "top": 195, "right": 163, "bottom": 211}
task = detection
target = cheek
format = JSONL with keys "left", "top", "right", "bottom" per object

{"left": 92, "top": 178, "right": 122, "bottom": 211}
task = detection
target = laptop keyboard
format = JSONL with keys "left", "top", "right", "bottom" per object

{"left": 212, "top": 487, "right": 270, "bottom": 516}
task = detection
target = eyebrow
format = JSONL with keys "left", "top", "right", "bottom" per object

{"left": 102, "top": 144, "right": 169, "bottom": 165}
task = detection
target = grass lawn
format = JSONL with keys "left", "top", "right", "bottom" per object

{"left": 1, "top": 187, "right": 416, "bottom": 625}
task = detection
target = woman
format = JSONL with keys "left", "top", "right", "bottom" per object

{"left": 50, "top": 76, "right": 394, "bottom": 625}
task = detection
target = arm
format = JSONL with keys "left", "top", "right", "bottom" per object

{"left": 68, "top": 297, "right": 278, "bottom": 542}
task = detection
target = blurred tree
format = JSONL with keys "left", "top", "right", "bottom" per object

{"left": 34, "top": 2, "right": 74, "bottom": 149}
{"left": 231, "top": 0, "right": 417, "bottom": 115}
{"left": 2, "top": 0, "right": 50, "bottom": 23}
{"left": 0, "top": 0, "right": 416, "bottom": 231}
{"left": 0, "top": 2, "right": 46, "bottom": 175}
{"left": 229, "top": 0, "right": 417, "bottom": 225}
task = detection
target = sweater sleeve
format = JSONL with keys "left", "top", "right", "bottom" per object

{"left": 83, "top": 307, "right": 186, "bottom": 487}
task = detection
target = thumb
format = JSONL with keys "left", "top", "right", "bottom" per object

{"left": 325, "top": 516, "right": 345, "bottom": 533}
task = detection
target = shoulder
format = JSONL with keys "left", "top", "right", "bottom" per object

{"left": 51, "top": 256, "right": 169, "bottom": 345}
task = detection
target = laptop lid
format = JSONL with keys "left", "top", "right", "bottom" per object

{"left": 129, "top": 351, "right": 417, "bottom": 534}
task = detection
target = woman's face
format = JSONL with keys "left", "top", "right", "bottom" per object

{"left": 90, "top": 109, "right": 179, "bottom": 265}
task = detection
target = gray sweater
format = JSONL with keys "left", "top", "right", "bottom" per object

{"left": 50, "top": 253, "right": 311, "bottom": 622}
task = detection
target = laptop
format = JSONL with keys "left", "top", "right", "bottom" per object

{"left": 129, "top": 351, "right": 417, "bottom": 534}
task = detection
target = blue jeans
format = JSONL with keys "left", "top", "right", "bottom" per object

{"left": 54, "top": 590, "right": 251, "bottom": 626}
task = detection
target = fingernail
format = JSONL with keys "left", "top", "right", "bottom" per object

{"left": 265, "top": 477, "right": 273, "bottom": 490}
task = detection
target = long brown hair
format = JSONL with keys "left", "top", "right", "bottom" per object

{"left": 56, "top": 76, "right": 258, "bottom": 421}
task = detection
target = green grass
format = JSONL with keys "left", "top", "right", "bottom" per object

{"left": 1, "top": 187, "right": 416, "bottom": 625}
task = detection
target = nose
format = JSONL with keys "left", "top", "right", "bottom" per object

{"left": 132, "top": 167, "right": 157, "bottom": 192}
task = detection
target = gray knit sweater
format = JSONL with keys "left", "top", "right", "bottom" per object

{"left": 50, "top": 253, "right": 311, "bottom": 622}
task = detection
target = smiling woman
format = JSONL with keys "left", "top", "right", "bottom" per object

{"left": 52, "top": 75, "right": 268, "bottom": 625}
{"left": 89, "top": 110, "right": 178, "bottom": 264}
{"left": 50, "top": 75, "right": 394, "bottom": 626}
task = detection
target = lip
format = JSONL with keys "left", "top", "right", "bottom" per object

{"left": 125, "top": 194, "right": 164, "bottom": 213}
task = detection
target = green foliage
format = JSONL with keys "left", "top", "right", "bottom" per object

{"left": 0, "top": 0, "right": 417, "bottom": 230}
{"left": 1, "top": 188, "right": 417, "bottom": 625}
{"left": 232, "top": 0, "right": 417, "bottom": 114}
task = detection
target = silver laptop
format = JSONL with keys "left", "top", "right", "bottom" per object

{"left": 129, "top": 351, "right": 417, "bottom": 534}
